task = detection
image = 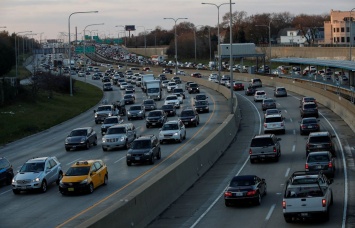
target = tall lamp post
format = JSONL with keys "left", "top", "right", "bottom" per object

{"left": 68, "top": 11, "right": 98, "bottom": 96}
{"left": 115, "top": 25, "right": 126, "bottom": 46}
{"left": 202, "top": 2, "right": 231, "bottom": 82}
{"left": 137, "top": 26, "right": 148, "bottom": 57}
{"left": 164, "top": 17, "right": 188, "bottom": 74}
{"left": 256, "top": 21, "right": 272, "bottom": 69}
{"left": 350, "top": 8, "right": 355, "bottom": 61}
{"left": 15, "top": 31, "right": 32, "bottom": 78}
{"left": 192, "top": 25, "right": 204, "bottom": 63}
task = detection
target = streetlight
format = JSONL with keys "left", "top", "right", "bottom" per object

{"left": 256, "top": 20, "right": 272, "bottom": 69}
{"left": 15, "top": 30, "right": 32, "bottom": 78}
{"left": 115, "top": 25, "right": 127, "bottom": 46}
{"left": 202, "top": 2, "right": 233, "bottom": 83}
{"left": 192, "top": 25, "right": 204, "bottom": 63}
{"left": 164, "top": 17, "right": 188, "bottom": 74}
{"left": 68, "top": 10, "right": 98, "bottom": 96}
{"left": 350, "top": 8, "right": 355, "bottom": 61}
{"left": 137, "top": 26, "right": 148, "bottom": 57}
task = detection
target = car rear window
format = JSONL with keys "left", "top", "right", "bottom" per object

{"left": 304, "top": 103, "right": 317, "bottom": 109}
{"left": 250, "top": 138, "right": 274, "bottom": 147}
{"left": 307, "top": 154, "right": 330, "bottom": 163}
{"left": 309, "top": 136, "right": 331, "bottom": 143}
{"left": 265, "top": 117, "right": 282, "bottom": 123}
{"left": 256, "top": 91, "right": 265, "bottom": 95}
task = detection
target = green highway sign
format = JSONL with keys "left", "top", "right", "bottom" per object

{"left": 75, "top": 46, "right": 95, "bottom": 54}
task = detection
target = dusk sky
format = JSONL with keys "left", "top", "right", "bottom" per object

{"left": 1, "top": 0, "right": 354, "bottom": 42}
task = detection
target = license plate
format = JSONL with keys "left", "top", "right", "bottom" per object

{"left": 301, "top": 213, "right": 308, "bottom": 217}
{"left": 317, "top": 145, "right": 323, "bottom": 148}
{"left": 235, "top": 192, "right": 243, "bottom": 196}
{"left": 316, "top": 165, "right": 322, "bottom": 169}
{"left": 200, "top": 109, "right": 203, "bottom": 111}
{"left": 68, "top": 188, "right": 74, "bottom": 192}
{"left": 308, "top": 126, "right": 313, "bottom": 128}
{"left": 260, "top": 155, "right": 265, "bottom": 158}
{"left": 135, "top": 157, "right": 140, "bottom": 160}
{"left": 20, "top": 186, "right": 27, "bottom": 190}
{"left": 152, "top": 123, "right": 156, "bottom": 125}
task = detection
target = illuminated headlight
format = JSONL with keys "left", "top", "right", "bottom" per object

{"left": 95, "top": 114, "right": 98, "bottom": 118}
{"left": 12, "top": 178, "right": 16, "bottom": 184}
{"left": 80, "top": 179, "right": 88, "bottom": 184}
{"left": 119, "top": 137, "right": 125, "bottom": 141}
{"left": 173, "top": 132, "right": 179, "bottom": 136}
{"left": 206, "top": 106, "right": 209, "bottom": 109}
{"left": 108, "top": 113, "right": 112, "bottom": 116}
{"left": 80, "top": 137, "right": 86, "bottom": 143}
{"left": 127, "top": 111, "right": 131, "bottom": 115}
{"left": 139, "top": 111, "right": 143, "bottom": 114}
{"left": 191, "top": 118, "right": 196, "bottom": 121}
{"left": 33, "top": 177, "right": 41, "bottom": 183}
{"left": 126, "top": 153, "right": 132, "bottom": 157}
{"left": 144, "top": 152, "right": 150, "bottom": 156}
{"left": 102, "top": 138, "right": 107, "bottom": 143}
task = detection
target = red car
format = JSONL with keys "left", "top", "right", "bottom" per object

{"left": 233, "top": 82, "right": 244, "bottom": 91}
{"left": 191, "top": 72, "right": 202, "bottom": 78}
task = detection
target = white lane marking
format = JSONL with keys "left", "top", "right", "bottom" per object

{"left": 0, "top": 189, "right": 12, "bottom": 196}
{"left": 114, "top": 156, "right": 126, "bottom": 163}
{"left": 292, "top": 145, "right": 295, "bottom": 152}
{"left": 293, "top": 129, "right": 296, "bottom": 135}
{"left": 285, "top": 168, "right": 290, "bottom": 177}
{"left": 265, "top": 204, "right": 276, "bottom": 220}
{"left": 190, "top": 93, "right": 262, "bottom": 228}
{"left": 66, "top": 158, "right": 81, "bottom": 166}
{"left": 289, "top": 118, "right": 292, "bottom": 122}
{"left": 284, "top": 110, "right": 288, "bottom": 113}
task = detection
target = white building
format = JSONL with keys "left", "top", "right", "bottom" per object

{"left": 280, "top": 30, "right": 307, "bottom": 45}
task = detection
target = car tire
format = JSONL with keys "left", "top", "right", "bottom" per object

{"left": 255, "top": 193, "right": 261, "bottom": 205}
{"left": 56, "top": 172, "right": 63, "bottom": 185}
{"left": 40, "top": 180, "right": 47, "bottom": 193}
{"left": 12, "top": 189, "right": 20, "bottom": 194}
{"left": 65, "top": 147, "right": 70, "bottom": 152}
{"left": 93, "top": 138, "right": 97, "bottom": 146}
{"left": 157, "top": 149, "right": 161, "bottom": 160}
{"left": 6, "top": 174, "right": 13, "bottom": 185}
{"left": 88, "top": 183, "right": 94, "bottom": 194}
{"left": 284, "top": 216, "right": 292, "bottom": 223}
{"left": 102, "top": 147, "right": 108, "bottom": 152}
{"left": 179, "top": 135, "right": 182, "bottom": 143}
{"left": 103, "top": 174, "right": 108, "bottom": 186}
{"left": 195, "top": 121, "right": 198, "bottom": 127}
{"left": 149, "top": 155, "right": 154, "bottom": 165}
{"left": 183, "top": 132, "right": 186, "bottom": 140}
{"left": 225, "top": 200, "right": 232, "bottom": 207}
{"left": 127, "top": 161, "right": 132, "bottom": 166}
{"left": 95, "top": 121, "right": 98, "bottom": 124}
{"left": 250, "top": 158, "right": 255, "bottom": 164}
{"left": 146, "top": 125, "right": 150, "bottom": 129}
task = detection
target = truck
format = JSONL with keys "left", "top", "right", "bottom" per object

{"left": 141, "top": 74, "right": 155, "bottom": 93}
{"left": 146, "top": 80, "right": 161, "bottom": 101}
{"left": 282, "top": 171, "right": 333, "bottom": 223}
{"left": 219, "top": 43, "right": 256, "bottom": 57}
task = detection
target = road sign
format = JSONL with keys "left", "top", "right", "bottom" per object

{"left": 75, "top": 46, "right": 95, "bottom": 54}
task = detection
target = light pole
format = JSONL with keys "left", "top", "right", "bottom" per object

{"left": 256, "top": 20, "right": 272, "bottom": 69}
{"left": 192, "top": 25, "right": 204, "bottom": 63}
{"left": 137, "top": 26, "right": 148, "bottom": 57}
{"left": 115, "top": 25, "right": 127, "bottom": 46}
{"left": 15, "top": 31, "right": 32, "bottom": 78}
{"left": 164, "top": 17, "right": 188, "bottom": 74}
{"left": 68, "top": 11, "right": 98, "bottom": 96}
{"left": 202, "top": 2, "right": 232, "bottom": 82}
{"left": 350, "top": 8, "right": 355, "bottom": 61}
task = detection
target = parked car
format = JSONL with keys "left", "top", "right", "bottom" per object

{"left": 146, "top": 110, "right": 167, "bottom": 128}
{"left": 158, "top": 120, "right": 186, "bottom": 144}
{"left": 299, "top": 117, "right": 320, "bottom": 135}
{"left": 59, "top": 160, "right": 108, "bottom": 195}
{"left": 126, "top": 135, "right": 161, "bottom": 165}
{"left": 191, "top": 72, "right": 202, "bottom": 78}
{"left": 12, "top": 157, "right": 62, "bottom": 194}
{"left": 224, "top": 175, "right": 267, "bottom": 206}
{"left": 305, "top": 151, "right": 335, "bottom": 178}
{"left": 65, "top": 127, "right": 97, "bottom": 151}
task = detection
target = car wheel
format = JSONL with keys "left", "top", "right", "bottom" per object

{"left": 255, "top": 193, "right": 261, "bottom": 205}
{"left": 65, "top": 147, "right": 70, "bottom": 152}
{"left": 282, "top": 129, "right": 286, "bottom": 134}
{"left": 195, "top": 121, "right": 198, "bottom": 127}
{"left": 103, "top": 174, "right": 108, "bottom": 186}
{"left": 284, "top": 216, "right": 292, "bottom": 223}
{"left": 179, "top": 135, "right": 182, "bottom": 143}
{"left": 6, "top": 174, "right": 13, "bottom": 185}
{"left": 56, "top": 172, "right": 63, "bottom": 185}
{"left": 157, "top": 149, "right": 161, "bottom": 160}
{"left": 127, "top": 161, "right": 132, "bottom": 166}
{"left": 125, "top": 140, "right": 130, "bottom": 149}
{"left": 88, "top": 183, "right": 94, "bottom": 194}
{"left": 40, "top": 180, "right": 47, "bottom": 193}
{"left": 128, "top": 117, "right": 131, "bottom": 121}
{"left": 85, "top": 142, "right": 90, "bottom": 150}
{"left": 183, "top": 132, "right": 186, "bottom": 140}
{"left": 250, "top": 158, "right": 255, "bottom": 164}
{"left": 12, "top": 189, "right": 20, "bottom": 194}
{"left": 93, "top": 138, "right": 97, "bottom": 146}
{"left": 95, "top": 121, "right": 98, "bottom": 124}
{"left": 149, "top": 155, "right": 154, "bottom": 164}
{"left": 102, "top": 147, "right": 108, "bottom": 152}
{"left": 146, "top": 125, "right": 150, "bottom": 128}
{"left": 225, "top": 200, "right": 232, "bottom": 207}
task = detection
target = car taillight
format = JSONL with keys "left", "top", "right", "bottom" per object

{"left": 247, "top": 190, "right": 257, "bottom": 196}
{"left": 249, "top": 148, "right": 252, "bottom": 155}
{"left": 305, "top": 163, "right": 309, "bottom": 169}
{"left": 301, "top": 124, "right": 306, "bottom": 129}
{"left": 322, "top": 199, "right": 326, "bottom": 207}
{"left": 273, "top": 147, "right": 277, "bottom": 153}
{"left": 264, "top": 123, "right": 267, "bottom": 127}
{"left": 306, "top": 143, "right": 310, "bottom": 149}
{"left": 282, "top": 200, "right": 286, "bottom": 209}
{"left": 328, "top": 162, "right": 333, "bottom": 168}
{"left": 224, "top": 191, "right": 232, "bottom": 197}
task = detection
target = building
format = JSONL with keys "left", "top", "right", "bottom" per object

{"left": 322, "top": 9, "right": 355, "bottom": 45}
{"left": 280, "top": 29, "right": 307, "bottom": 45}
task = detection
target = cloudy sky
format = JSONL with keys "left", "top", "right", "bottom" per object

{"left": 1, "top": 0, "right": 353, "bottom": 41}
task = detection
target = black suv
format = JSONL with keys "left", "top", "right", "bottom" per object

{"left": 300, "top": 102, "right": 318, "bottom": 118}
{"left": 0, "top": 157, "right": 14, "bottom": 186}
{"left": 306, "top": 131, "right": 336, "bottom": 156}
{"left": 249, "top": 134, "right": 281, "bottom": 163}
{"left": 188, "top": 83, "right": 200, "bottom": 94}
{"left": 126, "top": 135, "right": 161, "bottom": 166}
{"left": 179, "top": 108, "right": 200, "bottom": 127}
{"left": 146, "top": 110, "right": 167, "bottom": 128}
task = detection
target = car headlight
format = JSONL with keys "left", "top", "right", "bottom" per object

{"left": 127, "top": 111, "right": 131, "bottom": 115}
{"left": 95, "top": 114, "right": 98, "bottom": 118}
{"left": 12, "top": 178, "right": 16, "bottom": 183}
{"left": 119, "top": 136, "right": 125, "bottom": 141}
{"left": 102, "top": 138, "right": 106, "bottom": 143}
{"left": 80, "top": 179, "right": 88, "bottom": 184}
{"left": 33, "top": 177, "right": 41, "bottom": 183}
{"left": 108, "top": 113, "right": 112, "bottom": 116}
{"left": 191, "top": 117, "right": 196, "bottom": 121}
{"left": 173, "top": 132, "right": 178, "bottom": 136}
{"left": 144, "top": 152, "right": 150, "bottom": 156}
{"left": 126, "top": 153, "right": 131, "bottom": 157}
{"left": 80, "top": 137, "right": 86, "bottom": 143}
{"left": 139, "top": 111, "right": 143, "bottom": 114}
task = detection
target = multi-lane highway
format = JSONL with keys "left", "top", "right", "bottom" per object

{"left": 0, "top": 69, "right": 230, "bottom": 227}
{"left": 148, "top": 81, "right": 354, "bottom": 227}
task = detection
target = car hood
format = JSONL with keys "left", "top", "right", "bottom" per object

{"left": 62, "top": 175, "right": 87, "bottom": 183}
{"left": 128, "top": 148, "right": 150, "bottom": 154}
{"left": 103, "top": 133, "right": 126, "bottom": 139}
{"left": 14, "top": 171, "right": 43, "bottom": 181}
{"left": 96, "top": 111, "right": 111, "bottom": 115}
{"left": 180, "top": 115, "right": 195, "bottom": 119}
{"left": 101, "top": 123, "right": 117, "bottom": 128}
{"left": 66, "top": 136, "right": 86, "bottom": 143}
{"left": 160, "top": 130, "right": 179, "bottom": 134}
{"left": 147, "top": 116, "right": 162, "bottom": 120}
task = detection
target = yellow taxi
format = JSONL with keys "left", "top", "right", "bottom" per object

{"left": 59, "top": 160, "right": 108, "bottom": 195}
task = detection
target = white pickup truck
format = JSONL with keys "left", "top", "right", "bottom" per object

{"left": 282, "top": 171, "right": 333, "bottom": 223}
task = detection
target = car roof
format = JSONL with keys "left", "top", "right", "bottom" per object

{"left": 253, "top": 134, "right": 274, "bottom": 139}
{"left": 265, "top": 114, "right": 282, "bottom": 118}
{"left": 309, "top": 131, "right": 330, "bottom": 137}
{"left": 71, "top": 160, "right": 97, "bottom": 167}
{"left": 27, "top": 157, "right": 50, "bottom": 162}
{"left": 73, "top": 127, "right": 91, "bottom": 131}
{"left": 307, "top": 151, "right": 331, "bottom": 156}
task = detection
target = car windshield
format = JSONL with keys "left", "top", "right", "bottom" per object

{"left": 251, "top": 138, "right": 274, "bottom": 147}
{"left": 162, "top": 124, "right": 179, "bottom": 130}
{"left": 20, "top": 162, "right": 45, "bottom": 172}
{"left": 130, "top": 106, "right": 142, "bottom": 111}
{"left": 144, "top": 100, "right": 154, "bottom": 104}
{"left": 265, "top": 117, "right": 282, "bottom": 123}
{"left": 309, "top": 136, "right": 330, "bottom": 143}
{"left": 131, "top": 140, "right": 151, "bottom": 149}
{"left": 97, "top": 106, "right": 112, "bottom": 111}
{"left": 307, "top": 154, "right": 330, "bottom": 163}
{"left": 256, "top": 92, "right": 265, "bottom": 95}
{"left": 196, "top": 101, "right": 208, "bottom": 105}
{"left": 196, "top": 95, "right": 206, "bottom": 100}
{"left": 104, "top": 118, "right": 118, "bottom": 124}
{"left": 147, "top": 88, "right": 159, "bottom": 93}
{"left": 190, "top": 84, "right": 198, "bottom": 88}
{"left": 162, "top": 105, "right": 173, "bottom": 110}
{"left": 181, "top": 111, "right": 195, "bottom": 117}
{"left": 65, "top": 167, "right": 90, "bottom": 176}
{"left": 277, "top": 88, "right": 286, "bottom": 92}
{"left": 304, "top": 97, "right": 315, "bottom": 102}
{"left": 124, "top": 95, "right": 133, "bottom": 99}
{"left": 166, "top": 96, "right": 177, "bottom": 101}
{"left": 304, "top": 103, "right": 317, "bottom": 109}
{"left": 69, "top": 129, "right": 87, "bottom": 136}
{"left": 264, "top": 99, "right": 274, "bottom": 104}
{"left": 148, "top": 111, "right": 162, "bottom": 117}
{"left": 107, "top": 127, "right": 126, "bottom": 134}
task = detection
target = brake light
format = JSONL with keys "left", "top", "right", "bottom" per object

{"left": 224, "top": 191, "right": 232, "bottom": 197}
{"left": 264, "top": 123, "right": 267, "bottom": 127}
{"left": 305, "top": 163, "right": 309, "bottom": 169}
{"left": 301, "top": 124, "right": 306, "bottom": 129}
{"left": 247, "top": 190, "right": 257, "bottom": 196}
{"left": 282, "top": 200, "right": 286, "bottom": 209}
{"left": 306, "top": 143, "right": 310, "bottom": 149}
{"left": 322, "top": 199, "right": 326, "bottom": 207}
{"left": 273, "top": 147, "right": 277, "bottom": 153}
{"left": 328, "top": 162, "right": 333, "bottom": 168}
{"left": 249, "top": 148, "right": 252, "bottom": 155}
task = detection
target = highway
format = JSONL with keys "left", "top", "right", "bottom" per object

{"left": 0, "top": 68, "right": 230, "bottom": 228}
{"left": 148, "top": 81, "right": 353, "bottom": 227}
